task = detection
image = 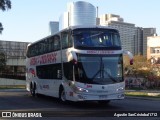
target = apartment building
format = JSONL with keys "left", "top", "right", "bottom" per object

{"left": 99, "top": 14, "right": 136, "bottom": 54}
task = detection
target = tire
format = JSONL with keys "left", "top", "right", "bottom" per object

{"left": 59, "top": 87, "right": 66, "bottom": 102}
{"left": 98, "top": 100, "right": 110, "bottom": 105}
{"left": 30, "top": 82, "right": 36, "bottom": 97}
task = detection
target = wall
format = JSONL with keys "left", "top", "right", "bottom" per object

{"left": 0, "top": 78, "right": 25, "bottom": 85}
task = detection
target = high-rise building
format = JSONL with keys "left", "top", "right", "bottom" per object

{"left": 99, "top": 14, "right": 136, "bottom": 54}
{"left": 134, "top": 27, "right": 156, "bottom": 56}
{"left": 59, "top": 1, "right": 96, "bottom": 30}
{"left": 49, "top": 21, "right": 59, "bottom": 35}
{"left": 59, "top": 12, "right": 69, "bottom": 31}
{"left": 142, "top": 28, "right": 156, "bottom": 56}
{"left": 134, "top": 27, "right": 143, "bottom": 55}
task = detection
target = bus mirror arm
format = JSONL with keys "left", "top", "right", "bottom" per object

{"left": 123, "top": 50, "right": 133, "bottom": 65}
{"left": 57, "top": 70, "right": 62, "bottom": 79}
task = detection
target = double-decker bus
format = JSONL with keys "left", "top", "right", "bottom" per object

{"left": 26, "top": 25, "right": 133, "bottom": 104}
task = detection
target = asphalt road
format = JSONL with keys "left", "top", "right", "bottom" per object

{"left": 0, "top": 89, "right": 160, "bottom": 120}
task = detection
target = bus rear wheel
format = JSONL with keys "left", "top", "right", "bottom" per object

{"left": 30, "top": 82, "right": 36, "bottom": 97}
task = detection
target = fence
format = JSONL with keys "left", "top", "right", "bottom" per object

{"left": 0, "top": 78, "right": 26, "bottom": 86}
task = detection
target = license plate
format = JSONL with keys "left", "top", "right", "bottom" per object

{"left": 99, "top": 95, "right": 107, "bottom": 99}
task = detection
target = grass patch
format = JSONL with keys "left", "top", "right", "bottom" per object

{"left": 125, "top": 92, "right": 147, "bottom": 96}
{"left": 0, "top": 85, "right": 26, "bottom": 89}
{"left": 125, "top": 91, "right": 160, "bottom": 98}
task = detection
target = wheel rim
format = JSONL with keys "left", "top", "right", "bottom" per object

{"left": 31, "top": 88, "right": 35, "bottom": 96}
{"left": 30, "top": 84, "right": 36, "bottom": 96}
{"left": 61, "top": 90, "right": 66, "bottom": 102}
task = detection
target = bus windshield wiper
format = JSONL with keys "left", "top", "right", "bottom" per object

{"left": 92, "top": 58, "right": 117, "bottom": 83}
{"left": 103, "top": 70, "right": 117, "bottom": 83}
{"left": 91, "top": 57, "right": 103, "bottom": 79}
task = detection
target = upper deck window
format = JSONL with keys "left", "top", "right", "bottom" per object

{"left": 72, "top": 28, "right": 121, "bottom": 50}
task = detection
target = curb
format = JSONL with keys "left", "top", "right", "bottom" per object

{"left": 126, "top": 96, "right": 160, "bottom": 101}
{"left": 0, "top": 89, "right": 26, "bottom": 92}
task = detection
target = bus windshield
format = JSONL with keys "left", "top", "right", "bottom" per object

{"left": 74, "top": 54, "right": 123, "bottom": 84}
{"left": 73, "top": 28, "right": 121, "bottom": 50}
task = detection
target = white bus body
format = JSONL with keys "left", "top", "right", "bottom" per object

{"left": 26, "top": 26, "right": 132, "bottom": 103}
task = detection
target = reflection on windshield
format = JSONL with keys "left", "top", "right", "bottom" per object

{"left": 74, "top": 54, "right": 123, "bottom": 85}
{"left": 73, "top": 29, "right": 121, "bottom": 49}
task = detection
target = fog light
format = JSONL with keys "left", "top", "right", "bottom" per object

{"left": 118, "top": 94, "right": 125, "bottom": 98}
{"left": 78, "top": 95, "right": 86, "bottom": 100}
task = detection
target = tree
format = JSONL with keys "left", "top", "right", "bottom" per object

{"left": 0, "top": 0, "right": 11, "bottom": 33}
{"left": 0, "top": 22, "right": 3, "bottom": 34}
{"left": 0, "top": 52, "right": 6, "bottom": 72}
{"left": 124, "top": 55, "right": 151, "bottom": 77}
{"left": 0, "top": 0, "right": 11, "bottom": 11}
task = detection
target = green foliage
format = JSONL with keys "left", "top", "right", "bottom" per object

{"left": 0, "top": 52, "right": 6, "bottom": 72}
{"left": 124, "top": 55, "right": 151, "bottom": 77}
{"left": 0, "top": 0, "right": 11, "bottom": 33}
{"left": 0, "top": 0, "right": 11, "bottom": 11}
{"left": 0, "top": 23, "right": 3, "bottom": 34}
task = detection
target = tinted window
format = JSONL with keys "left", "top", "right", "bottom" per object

{"left": 73, "top": 28, "right": 121, "bottom": 50}
{"left": 61, "top": 32, "right": 73, "bottom": 49}
{"left": 27, "top": 35, "right": 60, "bottom": 58}
{"left": 36, "top": 64, "right": 62, "bottom": 79}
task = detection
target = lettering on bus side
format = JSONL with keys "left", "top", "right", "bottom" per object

{"left": 30, "top": 52, "right": 57, "bottom": 66}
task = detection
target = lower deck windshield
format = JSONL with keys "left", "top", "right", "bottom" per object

{"left": 74, "top": 54, "right": 123, "bottom": 84}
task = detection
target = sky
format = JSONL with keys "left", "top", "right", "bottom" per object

{"left": 0, "top": 0, "right": 160, "bottom": 42}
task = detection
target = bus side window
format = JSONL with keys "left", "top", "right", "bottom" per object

{"left": 36, "top": 64, "right": 62, "bottom": 79}
{"left": 44, "top": 39, "right": 49, "bottom": 53}
{"left": 48, "top": 37, "right": 54, "bottom": 52}
{"left": 39, "top": 42, "right": 44, "bottom": 54}
{"left": 31, "top": 45, "right": 36, "bottom": 57}
{"left": 68, "top": 32, "right": 73, "bottom": 47}
{"left": 61, "top": 32, "right": 73, "bottom": 49}
{"left": 26, "top": 46, "right": 30, "bottom": 57}
{"left": 61, "top": 32, "right": 68, "bottom": 49}
{"left": 54, "top": 35, "right": 60, "bottom": 50}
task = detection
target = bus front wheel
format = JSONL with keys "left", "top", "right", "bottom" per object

{"left": 59, "top": 87, "right": 66, "bottom": 102}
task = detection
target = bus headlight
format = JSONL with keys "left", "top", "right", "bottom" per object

{"left": 117, "top": 87, "right": 124, "bottom": 92}
{"left": 75, "top": 87, "right": 89, "bottom": 93}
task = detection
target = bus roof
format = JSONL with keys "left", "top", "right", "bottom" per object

{"left": 30, "top": 25, "right": 118, "bottom": 45}
{"left": 64, "top": 25, "right": 118, "bottom": 31}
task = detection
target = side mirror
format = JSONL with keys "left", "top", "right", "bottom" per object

{"left": 123, "top": 50, "right": 133, "bottom": 65}
{"left": 130, "top": 59, "right": 133, "bottom": 65}
{"left": 67, "top": 51, "right": 77, "bottom": 62}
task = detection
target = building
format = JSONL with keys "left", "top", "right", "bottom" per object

{"left": 99, "top": 14, "right": 136, "bottom": 54}
{"left": 134, "top": 27, "right": 156, "bottom": 56}
{"left": 143, "top": 28, "right": 156, "bottom": 56}
{"left": 49, "top": 21, "right": 59, "bottom": 35}
{"left": 134, "top": 27, "right": 143, "bottom": 55}
{"left": 59, "top": 12, "right": 69, "bottom": 31}
{"left": 147, "top": 36, "right": 160, "bottom": 62}
{"left": 59, "top": 1, "right": 96, "bottom": 30}
{"left": 0, "top": 40, "right": 30, "bottom": 79}
{"left": 50, "top": 2, "right": 157, "bottom": 57}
